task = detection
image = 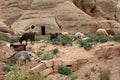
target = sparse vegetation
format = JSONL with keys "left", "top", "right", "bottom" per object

{"left": 70, "top": 74, "right": 77, "bottom": 80}
{"left": 113, "top": 33, "right": 120, "bottom": 42}
{"left": 35, "top": 36, "right": 41, "bottom": 42}
{"left": 58, "top": 65, "right": 72, "bottom": 75}
{"left": 91, "top": 67, "right": 97, "bottom": 73}
{"left": 36, "top": 51, "right": 43, "bottom": 57}
{"left": 5, "top": 67, "right": 45, "bottom": 80}
{"left": 84, "top": 72, "right": 91, "bottom": 79}
{"left": 51, "top": 48, "right": 59, "bottom": 55}
{"left": 0, "top": 37, "right": 19, "bottom": 43}
{"left": 99, "top": 68, "right": 111, "bottom": 80}
{"left": 2, "top": 64, "right": 11, "bottom": 73}
{"left": 78, "top": 34, "right": 112, "bottom": 50}
{"left": 43, "top": 36, "right": 75, "bottom": 46}
{"left": 42, "top": 53, "right": 53, "bottom": 60}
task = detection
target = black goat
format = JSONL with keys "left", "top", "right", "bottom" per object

{"left": 10, "top": 43, "right": 27, "bottom": 51}
{"left": 50, "top": 33, "right": 58, "bottom": 40}
{"left": 19, "top": 32, "right": 35, "bottom": 44}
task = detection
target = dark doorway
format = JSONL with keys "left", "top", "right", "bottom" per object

{"left": 41, "top": 26, "right": 46, "bottom": 35}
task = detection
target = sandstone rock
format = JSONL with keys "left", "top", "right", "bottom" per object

{"left": 96, "top": 20, "right": 120, "bottom": 33}
{"left": 29, "top": 63, "right": 47, "bottom": 74}
{"left": 0, "top": 26, "right": 14, "bottom": 35}
{"left": 95, "top": 45, "right": 120, "bottom": 59}
{"left": 40, "top": 68, "right": 53, "bottom": 76}
{"left": 77, "top": 59, "right": 88, "bottom": 68}
{"left": 62, "top": 59, "right": 78, "bottom": 71}
{"left": 96, "top": 0, "right": 117, "bottom": 20}
{"left": 53, "top": 59, "right": 62, "bottom": 66}
{"left": 41, "top": 60, "right": 54, "bottom": 68}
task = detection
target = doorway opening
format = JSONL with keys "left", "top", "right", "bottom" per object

{"left": 41, "top": 26, "right": 46, "bottom": 35}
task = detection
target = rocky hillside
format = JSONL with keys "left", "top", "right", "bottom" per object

{"left": 0, "top": 0, "right": 120, "bottom": 35}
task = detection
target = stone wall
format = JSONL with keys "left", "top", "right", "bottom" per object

{"left": 29, "top": 58, "right": 88, "bottom": 76}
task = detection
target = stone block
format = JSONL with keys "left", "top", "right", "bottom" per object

{"left": 62, "top": 59, "right": 77, "bottom": 65}
{"left": 53, "top": 59, "right": 62, "bottom": 66}
{"left": 53, "top": 65, "right": 58, "bottom": 73}
{"left": 29, "top": 63, "right": 47, "bottom": 74}
{"left": 41, "top": 60, "right": 54, "bottom": 68}
{"left": 40, "top": 68, "right": 53, "bottom": 76}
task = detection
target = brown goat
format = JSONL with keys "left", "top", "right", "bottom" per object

{"left": 10, "top": 43, "right": 27, "bottom": 51}
{"left": 19, "top": 32, "right": 35, "bottom": 44}
{"left": 106, "top": 29, "right": 116, "bottom": 36}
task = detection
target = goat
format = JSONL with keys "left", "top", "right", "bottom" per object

{"left": 96, "top": 28, "right": 108, "bottom": 36}
{"left": 50, "top": 32, "right": 59, "bottom": 40}
{"left": 75, "top": 32, "right": 85, "bottom": 39}
{"left": 7, "top": 51, "right": 31, "bottom": 64}
{"left": 10, "top": 43, "right": 27, "bottom": 51}
{"left": 60, "top": 32, "right": 69, "bottom": 36}
{"left": 106, "top": 29, "right": 116, "bottom": 36}
{"left": 19, "top": 32, "right": 35, "bottom": 44}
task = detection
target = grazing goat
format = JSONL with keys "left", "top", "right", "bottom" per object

{"left": 7, "top": 51, "right": 31, "bottom": 64}
{"left": 60, "top": 32, "right": 69, "bottom": 36}
{"left": 50, "top": 33, "right": 58, "bottom": 40}
{"left": 96, "top": 28, "right": 108, "bottom": 36}
{"left": 75, "top": 32, "right": 85, "bottom": 39}
{"left": 10, "top": 43, "right": 27, "bottom": 51}
{"left": 106, "top": 29, "right": 116, "bottom": 36}
{"left": 19, "top": 32, "right": 35, "bottom": 44}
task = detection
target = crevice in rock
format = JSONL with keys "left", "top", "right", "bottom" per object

{"left": 55, "top": 16, "right": 62, "bottom": 30}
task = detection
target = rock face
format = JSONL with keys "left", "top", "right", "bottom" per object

{"left": 95, "top": 45, "right": 120, "bottom": 59}
{"left": 0, "top": 0, "right": 120, "bottom": 34}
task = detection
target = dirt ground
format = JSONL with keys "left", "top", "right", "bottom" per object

{"left": 1, "top": 40, "right": 120, "bottom": 80}
{"left": 27, "top": 41, "right": 120, "bottom": 80}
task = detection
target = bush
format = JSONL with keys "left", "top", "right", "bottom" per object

{"left": 78, "top": 40, "right": 93, "bottom": 50}
{"left": 58, "top": 65, "right": 71, "bottom": 75}
{"left": 84, "top": 72, "right": 91, "bottom": 79}
{"left": 51, "top": 48, "right": 59, "bottom": 55}
{"left": 2, "top": 64, "right": 11, "bottom": 73}
{"left": 42, "top": 53, "right": 53, "bottom": 60}
{"left": 51, "top": 36, "right": 74, "bottom": 46}
{"left": 78, "top": 34, "right": 111, "bottom": 50}
{"left": 99, "top": 68, "right": 110, "bottom": 80}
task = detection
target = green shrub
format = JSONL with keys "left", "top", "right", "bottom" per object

{"left": 84, "top": 72, "right": 91, "bottom": 79}
{"left": 42, "top": 53, "right": 53, "bottom": 60}
{"left": 78, "top": 40, "right": 93, "bottom": 50}
{"left": 99, "top": 68, "right": 110, "bottom": 80}
{"left": 58, "top": 65, "right": 71, "bottom": 75}
{"left": 2, "top": 64, "right": 11, "bottom": 73}
{"left": 51, "top": 48, "right": 59, "bottom": 55}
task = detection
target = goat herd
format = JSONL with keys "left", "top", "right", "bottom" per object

{"left": 6, "top": 28, "right": 115, "bottom": 65}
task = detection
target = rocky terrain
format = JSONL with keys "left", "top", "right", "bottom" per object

{"left": 0, "top": 0, "right": 120, "bottom": 80}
